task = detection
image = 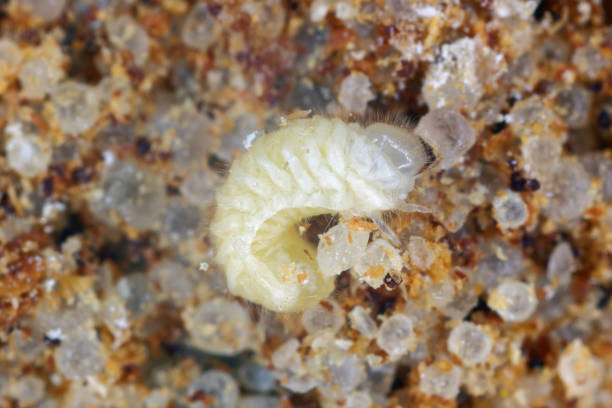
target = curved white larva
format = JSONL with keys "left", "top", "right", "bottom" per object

{"left": 210, "top": 115, "right": 426, "bottom": 312}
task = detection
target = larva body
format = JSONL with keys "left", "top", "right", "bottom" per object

{"left": 211, "top": 111, "right": 474, "bottom": 312}
{"left": 211, "top": 116, "right": 427, "bottom": 312}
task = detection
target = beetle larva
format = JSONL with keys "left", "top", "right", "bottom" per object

{"left": 211, "top": 111, "right": 474, "bottom": 312}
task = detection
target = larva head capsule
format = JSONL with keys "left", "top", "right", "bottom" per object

{"left": 364, "top": 123, "right": 426, "bottom": 178}
{"left": 348, "top": 121, "right": 427, "bottom": 204}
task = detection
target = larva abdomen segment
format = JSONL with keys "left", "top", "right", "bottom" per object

{"left": 211, "top": 116, "right": 422, "bottom": 312}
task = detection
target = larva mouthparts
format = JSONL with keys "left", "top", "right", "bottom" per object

{"left": 211, "top": 111, "right": 474, "bottom": 312}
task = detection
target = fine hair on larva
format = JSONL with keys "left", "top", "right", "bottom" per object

{"left": 210, "top": 110, "right": 475, "bottom": 312}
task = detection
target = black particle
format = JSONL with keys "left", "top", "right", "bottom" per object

{"left": 492, "top": 121, "right": 507, "bottom": 134}
{"left": 528, "top": 358, "right": 545, "bottom": 370}
{"left": 57, "top": 212, "right": 85, "bottom": 244}
{"left": 588, "top": 81, "right": 603, "bottom": 93}
{"left": 510, "top": 172, "right": 527, "bottom": 191}
{"left": 72, "top": 166, "right": 92, "bottom": 183}
{"left": 597, "top": 111, "right": 611, "bottom": 129}
{"left": 208, "top": 3, "right": 222, "bottom": 16}
{"left": 597, "top": 287, "right": 611, "bottom": 309}
{"left": 61, "top": 25, "right": 76, "bottom": 49}
{"left": 526, "top": 178, "right": 540, "bottom": 191}
{"left": 521, "top": 235, "right": 535, "bottom": 248}
{"left": 533, "top": 1, "right": 546, "bottom": 21}
{"left": 42, "top": 177, "right": 54, "bottom": 197}
{"left": 44, "top": 335, "right": 62, "bottom": 346}
{"left": 136, "top": 137, "right": 151, "bottom": 155}
{"left": 384, "top": 273, "right": 401, "bottom": 289}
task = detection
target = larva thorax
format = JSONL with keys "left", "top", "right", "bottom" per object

{"left": 211, "top": 111, "right": 474, "bottom": 312}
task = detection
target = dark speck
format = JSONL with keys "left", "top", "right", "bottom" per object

{"left": 57, "top": 212, "right": 85, "bottom": 244}
{"left": 384, "top": 273, "right": 402, "bottom": 289}
{"left": 510, "top": 172, "right": 527, "bottom": 191}
{"left": 597, "top": 286, "right": 611, "bottom": 309}
{"left": 597, "top": 111, "right": 611, "bottom": 129}
{"left": 136, "top": 137, "right": 151, "bottom": 156}
{"left": 464, "top": 297, "right": 493, "bottom": 321}
{"left": 44, "top": 335, "right": 61, "bottom": 346}
{"left": 526, "top": 178, "right": 540, "bottom": 191}
{"left": 42, "top": 177, "right": 54, "bottom": 197}
{"left": 73, "top": 166, "right": 92, "bottom": 183}
{"left": 61, "top": 25, "right": 76, "bottom": 49}
{"left": 521, "top": 235, "right": 535, "bottom": 248}
{"left": 208, "top": 3, "right": 222, "bottom": 16}
{"left": 492, "top": 121, "right": 507, "bottom": 134}
{"left": 533, "top": 1, "right": 546, "bottom": 21}
{"left": 589, "top": 82, "right": 603, "bottom": 93}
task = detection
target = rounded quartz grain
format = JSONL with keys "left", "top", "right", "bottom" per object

{"left": 106, "top": 16, "right": 149, "bottom": 65}
{"left": 184, "top": 298, "right": 251, "bottom": 355}
{"left": 0, "top": 39, "right": 21, "bottom": 74}
{"left": 98, "top": 161, "right": 166, "bottom": 230}
{"left": 271, "top": 338, "right": 300, "bottom": 369}
{"left": 186, "top": 370, "right": 239, "bottom": 408}
{"left": 181, "top": 169, "right": 218, "bottom": 206}
{"left": 51, "top": 81, "right": 101, "bottom": 135}
{"left": 182, "top": 3, "right": 220, "bottom": 51}
{"left": 8, "top": 374, "right": 45, "bottom": 406}
{"left": 439, "top": 282, "right": 479, "bottom": 320}
{"left": 238, "top": 362, "right": 276, "bottom": 393}
{"left": 376, "top": 314, "right": 415, "bottom": 358}
{"left": 419, "top": 363, "right": 462, "bottom": 400}
{"left": 149, "top": 104, "right": 212, "bottom": 171}
{"left": 415, "top": 108, "right": 476, "bottom": 169}
{"left": 447, "top": 322, "right": 492, "bottom": 365}
{"left": 343, "top": 391, "right": 373, "bottom": 408}
{"left": 353, "top": 239, "right": 402, "bottom": 288}
{"left": 509, "top": 96, "right": 558, "bottom": 138}
{"left": 554, "top": 85, "right": 592, "bottom": 129}
{"left": 55, "top": 331, "right": 106, "bottom": 380}
{"left": 522, "top": 137, "right": 562, "bottom": 178}
{"left": 423, "top": 37, "right": 504, "bottom": 111}
{"left": 116, "top": 273, "right": 157, "bottom": 317}
{"left": 6, "top": 130, "right": 51, "bottom": 178}
{"left": 160, "top": 198, "right": 202, "bottom": 244}
{"left": 408, "top": 236, "right": 435, "bottom": 270}
{"left": 544, "top": 160, "right": 593, "bottom": 221}
{"left": 488, "top": 281, "right": 537, "bottom": 322}
{"left": 348, "top": 305, "right": 377, "bottom": 339}
{"left": 18, "top": 0, "right": 66, "bottom": 21}
{"left": 19, "top": 58, "right": 57, "bottom": 99}
{"left": 476, "top": 239, "right": 524, "bottom": 288}
{"left": 318, "top": 351, "right": 366, "bottom": 398}
{"left": 557, "top": 340, "right": 604, "bottom": 398}
{"left": 492, "top": 190, "right": 528, "bottom": 229}
{"left": 338, "top": 72, "right": 375, "bottom": 114}
{"left": 150, "top": 260, "right": 195, "bottom": 304}
{"left": 301, "top": 300, "right": 344, "bottom": 334}
{"left": 240, "top": 396, "right": 281, "bottom": 408}
{"left": 317, "top": 223, "right": 370, "bottom": 277}
{"left": 547, "top": 242, "right": 576, "bottom": 287}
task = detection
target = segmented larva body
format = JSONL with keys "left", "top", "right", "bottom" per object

{"left": 211, "top": 112, "right": 474, "bottom": 312}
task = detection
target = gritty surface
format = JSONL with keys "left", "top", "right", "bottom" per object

{"left": 0, "top": 1, "right": 610, "bottom": 407}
